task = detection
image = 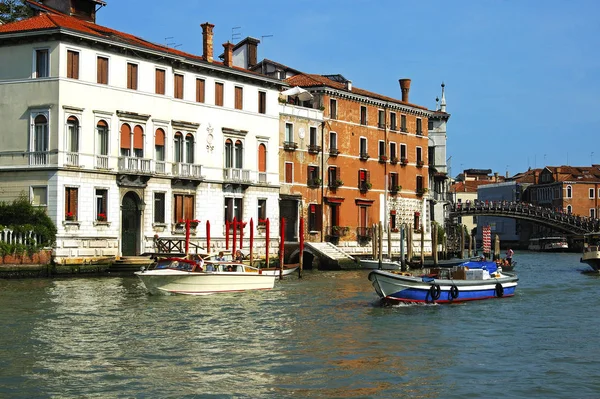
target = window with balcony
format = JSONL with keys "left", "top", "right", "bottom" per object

{"left": 174, "top": 132, "right": 183, "bottom": 163}
{"left": 185, "top": 133, "right": 194, "bottom": 164}
{"left": 66, "top": 50, "right": 79, "bottom": 79}
{"left": 330, "top": 99, "right": 337, "bottom": 119}
{"left": 32, "top": 114, "right": 49, "bottom": 159}
{"left": 307, "top": 165, "right": 320, "bottom": 187}
{"left": 215, "top": 82, "right": 224, "bottom": 106}
{"left": 378, "top": 140, "right": 387, "bottom": 162}
{"left": 258, "top": 143, "right": 267, "bottom": 183}
{"left": 234, "top": 86, "right": 243, "bottom": 110}
{"left": 416, "top": 147, "right": 423, "bottom": 167}
{"left": 120, "top": 123, "right": 131, "bottom": 157}
{"left": 400, "top": 115, "right": 407, "bottom": 132}
{"left": 154, "top": 192, "right": 165, "bottom": 224}
{"left": 225, "top": 139, "right": 243, "bottom": 169}
{"left": 127, "top": 63, "right": 138, "bottom": 90}
{"left": 359, "top": 137, "right": 368, "bottom": 160}
{"left": 360, "top": 106, "right": 367, "bottom": 125}
{"left": 258, "top": 91, "right": 266, "bottom": 114}
{"left": 65, "top": 187, "right": 78, "bottom": 221}
{"left": 97, "top": 56, "right": 108, "bottom": 84}
{"left": 358, "top": 169, "right": 371, "bottom": 191}
{"left": 390, "top": 112, "right": 397, "bottom": 131}
{"left": 328, "top": 166, "right": 342, "bottom": 188}
{"left": 174, "top": 194, "right": 195, "bottom": 223}
{"left": 389, "top": 172, "right": 400, "bottom": 194}
{"left": 416, "top": 118, "right": 423, "bottom": 135}
{"left": 34, "top": 49, "right": 49, "bottom": 78}
{"left": 65, "top": 116, "right": 79, "bottom": 164}
{"left": 133, "top": 125, "right": 144, "bottom": 158}
{"left": 284, "top": 123, "right": 297, "bottom": 150}
{"left": 416, "top": 175, "right": 425, "bottom": 194}
{"left": 389, "top": 142, "right": 397, "bottom": 163}
{"left": 96, "top": 120, "right": 109, "bottom": 168}
{"left": 95, "top": 189, "right": 108, "bottom": 222}
{"left": 155, "top": 69, "right": 166, "bottom": 95}
{"left": 174, "top": 73, "right": 184, "bottom": 99}
{"left": 400, "top": 144, "right": 407, "bottom": 164}
{"left": 378, "top": 109, "right": 385, "bottom": 129}
{"left": 224, "top": 197, "right": 242, "bottom": 224}
{"left": 308, "top": 203, "right": 322, "bottom": 232}
{"left": 329, "top": 131, "right": 339, "bottom": 155}
{"left": 155, "top": 128, "right": 165, "bottom": 163}
{"left": 308, "top": 126, "right": 320, "bottom": 153}
{"left": 196, "top": 78, "right": 205, "bottom": 103}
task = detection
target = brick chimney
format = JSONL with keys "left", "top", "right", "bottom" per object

{"left": 222, "top": 42, "right": 234, "bottom": 67}
{"left": 201, "top": 22, "right": 215, "bottom": 63}
{"left": 399, "top": 78, "right": 411, "bottom": 102}
{"left": 245, "top": 37, "right": 260, "bottom": 68}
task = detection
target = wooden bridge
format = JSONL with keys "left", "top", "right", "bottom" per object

{"left": 449, "top": 201, "right": 600, "bottom": 235}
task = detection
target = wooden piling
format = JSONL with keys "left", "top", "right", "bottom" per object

{"left": 468, "top": 231, "right": 472, "bottom": 258}
{"left": 433, "top": 223, "right": 438, "bottom": 266}
{"left": 420, "top": 226, "right": 424, "bottom": 266}
{"left": 387, "top": 222, "right": 392, "bottom": 260}
{"left": 494, "top": 234, "right": 500, "bottom": 260}
{"left": 280, "top": 218, "right": 285, "bottom": 280}
{"left": 378, "top": 222, "right": 383, "bottom": 270}
{"left": 460, "top": 225, "right": 465, "bottom": 260}
{"left": 299, "top": 218, "right": 304, "bottom": 278}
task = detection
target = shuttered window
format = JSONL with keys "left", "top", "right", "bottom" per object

{"left": 234, "top": 86, "right": 243, "bottom": 110}
{"left": 258, "top": 143, "right": 267, "bottom": 172}
{"left": 65, "top": 187, "right": 78, "bottom": 220}
{"left": 173, "top": 194, "right": 195, "bottom": 223}
{"left": 308, "top": 203, "right": 322, "bottom": 232}
{"left": 155, "top": 69, "right": 165, "bottom": 95}
{"left": 127, "top": 63, "right": 138, "bottom": 90}
{"left": 258, "top": 91, "right": 266, "bottom": 114}
{"left": 120, "top": 123, "right": 131, "bottom": 155}
{"left": 67, "top": 50, "right": 79, "bottom": 79}
{"left": 174, "top": 73, "right": 184, "bottom": 99}
{"left": 285, "top": 162, "right": 293, "bottom": 183}
{"left": 133, "top": 125, "right": 144, "bottom": 157}
{"left": 97, "top": 56, "right": 108, "bottom": 84}
{"left": 155, "top": 128, "right": 165, "bottom": 161}
{"left": 196, "top": 78, "right": 205, "bottom": 103}
{"left": 215, "top": 82, "right": 224, "bottom": 106}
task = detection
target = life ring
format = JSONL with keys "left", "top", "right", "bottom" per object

{"left": 449, "top": 284, "right": 459, "bottom": 299}
{"left": 429, "top": 284, "right": 441, "bottom": 301}
{"left": 495, "top": 283, "right": 504, "bottom": 298}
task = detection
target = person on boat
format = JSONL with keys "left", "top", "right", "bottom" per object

{"left": 226, "top": 265, "right": 234, "bottom": 272}
{"left": 506, "top": 248, "right": 514, "bottom": 266}
{"left": 234, "top": 250, "right": 244, "bottom": 262}
{"left": 215, "top": 251, "right": 226, "bottom": 261}
{"left": 191, "top": 257, "right": 204, "bottom": 272}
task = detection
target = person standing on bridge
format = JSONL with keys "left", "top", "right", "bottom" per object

{"left": 506, "top": 248, "right": 514, "bottom": 266}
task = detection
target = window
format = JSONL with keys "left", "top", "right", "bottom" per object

{"left": 329, "top": 132, "right": 338, "bottom": 152}
{"left": 378, "top": 110, "right": 385, "bottom": 129}
{"left": 330, "top": 99, "right": 337, "bottom": 119}
{"left": 32, "top": 114, "right": 49, "bottom": 159}
{"left": 309, "top": 126, "right": 318, "bottom": 147}
{"left": 258, "top": 143, "right": 267, "bottom": 173}
{"left": 360, "top": 106, "right": 367, "bottom": 125}
{"left": 234, "top": 140, "right": 243, "bottom": 168}
{"left": 97, "top": 56, "right": 108, "bottom": 84}
{"left": 155, "top": 69, "right": 166, "bottom": 95}
{"left": 174, "top": 132, "right": 183, "bottom": 163}
{"left": 224, "top": 197, "right": 243, "bottom": 224}
{"left": 390, "top": 112, "right": 397, "bottom": 130}
{"left": 590, "top": 188, "right": 595, "bottom": 199}
{"left": 65, "top": 187, "right": 78, "bottom": 220}
{"left": 258, "top": 199, "right": 267, "bottom": 223}
{"left": 591, "top": 209, "right": 596, "bottom": 218}
{"left": 185, "top": 134, "right": 194, "bottom": 164}
{"left": 401, "top": 115, "right": 407, "bottom": 132}
{"left": 401, "top": 144, "right": 407, "bottom": 160}
{"left": 328, "top": 166, "right": 340, "bottom": 186}
{"left": 566, "top": 185, "right": 572, "bottom": 198}
{"left": 285, "top": 162, "right": 293, "bottom": 183}
{"left": 133, "top": 125, "right": 144, "bottom": 158}
{"left": 154, "top": 192, "right": 165, "bottom": 223}
{"left": 196, "top": 78, "right": 205, "bottom": 103}
{"left": 359, "top": 137, "right": 367, "bottom": 157}
{"left": 566, "top": 205, "right": 572, "bottom": 214}
{"left": 416, "top": 175, "right": 424, "bottom": 192}
{"left": 215, "top": 82, "right": 224, "bottom": 106}
{"left": 174, "top": 73, "right": 184, "bottom": 99}
{"left": 127, "top": 63, "right": 138, "bottom": 90}
{"left": 97, "top": 120, "right": 109, "bottom": 156}
{"left": 389, "top": 172, "right": 399, "bottom": 192}
{"left": 66, "top": 116, "right": 79, "bottom": 154}
{"left": 35, "top": 49, "right": 49, "bottom": 78}
{"left": 307, "top": 165, "right": 319, "bottom": 186}
{"left": 258, "top": 91, "right": 266, "bottom": 114}
{"left": 416, "top": 147, "right": 423, "bottom": 164}
{"left": 95, "top": 189, "right": 108, "bottom": 222}
{"left": 285, "top": 123, "right": 294, "bottom": 143}
{"left": 416, "top": 118, "right": 423, "bottom": 135}
{"left": 428, "top": 120, "right": 434, "bottom": 130}
{"left": 390, "top": 142, "right": 397, "bottom": 160}
{"left": 308, "top": 203, "right": 322, "bottom": 232}
{"left": 224, "top": 138, "right": 233, "bottom": 168}
{"left": 378, "top": 141, "right": 386, "bottom": 158}
{"left": 174, "top": 194, "right": 195, "bottom": 223}
{"left": 358, "top": 169, "right": 369, "bottom": 184}
{"left": 31, "top": 186, "right": 47, "bottom": 207}
{"left": 155, "top": 128, "right": 165, "bottom": 161}
{"left": 234, "top": 86, "right": 243, "bottom": 110}
{"left": 66, "top": 50, "right": 79, "bottom": 79}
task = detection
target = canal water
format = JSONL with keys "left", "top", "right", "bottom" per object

{"left": 1, "top": 251, "right": 599, "bottom": 399}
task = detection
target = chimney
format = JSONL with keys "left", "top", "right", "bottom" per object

{"left": 346, "top": 80, "right": 352, "bottom": 91}
{"left": 245, "top": 37, "right": 260, "bottom": 68}
{"left": 222, "top": 42, "right": 234, "bottom": 67}
{"left": 399, "top": 78, "right": 411, "bottom": 102}
{"left": 201, "top": 22, "right": 215, "bottom": 63}
{"left": 42, "top": 0, "right": 102, "bottom": 23}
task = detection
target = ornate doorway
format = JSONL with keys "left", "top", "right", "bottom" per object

{"left": 121, "top": 192, "right": 141, "bottom": 256}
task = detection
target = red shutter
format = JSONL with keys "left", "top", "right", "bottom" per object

{"left": 97, "top": 57, "right": 108, "bottom": 84}
{"left": 120, "top": 124, "right": 131, "bottom": 149}
{"left": 258, "top": 143, "right": 266, "bottom": 172}
{"left": 215, "top": 83, "right": 223, "bottom": 106}
{"left": 285, "top": 163, "right": 293, "bottom": 183}
{"left": 133, "top": 125, "right": 144, "bottom": 150}
{"left": 155, "top": 128, "right": 165, "bottom": 146}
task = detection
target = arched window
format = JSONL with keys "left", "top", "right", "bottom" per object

{"left": 133, "top": 125, "right": 144, "bottom": 158}
{"left": 224, "top": 138, "right": 233, "bottom": 168}
{"left": 120, "top": 123, "right": 131, "bottom": 156}
{"left": 155, "top": 128, "right": 165, "bottom": 161}
{"left": 185, "top": 133, "right": 194, "bottom": 163}
{"left": 258, "top": 143, "right": 266, "bottom": 172}
{"left": 234, "top": 139, "right": 243, "bottom": 168}
{"left": 66, "top": 116, "right": 79, "bottom": 153}
{"left": 96, "top": 120, "right": 109, "bottom": 156}
{"left": 33, "top": 114, "right": 48, "bottom": 152}
{"left": 174, "top": 132, "right": 183, "bottom": 163}
{"left": 566, "top": 205, "right": 572, "bottom": 214}
{"left": 566, "top": 185, "right": 572, "bottom": 199}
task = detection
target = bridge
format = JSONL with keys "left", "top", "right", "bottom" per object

{"left": 449, "top": 201, "right": 600, "bottom": 235}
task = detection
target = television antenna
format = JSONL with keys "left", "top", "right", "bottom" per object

{"left": 232, "top": 26, "right": 241, "bottom": 42}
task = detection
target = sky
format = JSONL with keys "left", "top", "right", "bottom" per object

{"left": 98, "top": 0, "right": 600, "bottom": 178}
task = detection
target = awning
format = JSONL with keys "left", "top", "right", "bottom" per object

{"left": 280, "top": 86, "right": 313, "bottom": 102}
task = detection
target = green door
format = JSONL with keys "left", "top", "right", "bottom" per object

{"left": 121, "top": 192, "right": 140, "bottom": 256}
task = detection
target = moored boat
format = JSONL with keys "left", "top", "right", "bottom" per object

{"left": 135, "top": 256, "right": 276, "bottom": 295}
{"left": 528, "top": 237, "right": 568, "bottom": 252}
{"left": 368, "top": 260, "right": 518, "bottom": 304}
{"left": 360, "top": 258, "right": 402, "bottom": 270}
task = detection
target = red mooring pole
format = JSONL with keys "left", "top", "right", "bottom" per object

{"left": 240, "top": 220, "right": 244, "bottom": 249}
{"left": 225, "top": 220, "right": 230, "bottom": 251}
{"left": 249, "top": 218, "right": 254, "bottom": 266}
{"left": 280, "top": 217, "right": 285, "bottom": 280}
{"left": 232, "top": 217, "right": 237, "bottom": 256}
{"left": 299, "top": 217, "right": 304, "bottom": 278}
{"left": 265, "top": 218, "right": 270, "bottom": 269}
{"left": 206, "top": 220, "right": 211, "bottom": 253}
{"left": 185, "top": 219, "right": 190, "bottom": 256}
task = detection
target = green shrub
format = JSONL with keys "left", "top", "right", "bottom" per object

{"left": 0, "top": 195, "right": 56, "bottom": 251}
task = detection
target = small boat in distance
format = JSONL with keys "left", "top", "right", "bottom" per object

{"left": 368, "top": 260, "right": 518, "bottom": 304}
{"left": 528, "top": 237, "right": 568, "bottom": 252}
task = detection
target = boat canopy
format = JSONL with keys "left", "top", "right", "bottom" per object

{"left": 460, "top": 261, "right": 498, "bottom": 274}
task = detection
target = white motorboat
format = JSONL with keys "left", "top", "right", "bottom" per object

{"left": 581, "top": 233, "right": 600, "bottom": 272}
{"left": 360, "top": 258, "right": 401, "bottom": 270}
{"left": 528, "top": 237, "right": 568, "bottom": 252}
{"left": 135, "top": 257, "right": 276, "bottom": 295}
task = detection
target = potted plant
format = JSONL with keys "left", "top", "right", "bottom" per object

{"left": 65, "top": 211, "right": 75, "bottom": 221}
{"left": 390, "top": 157, "right": 399, "bottom": 164}
{"left": 335, "top": 179, "right": 344, "bottom": 186}
{"left": 97, "top": 213, "right": 107, "bottom": 222}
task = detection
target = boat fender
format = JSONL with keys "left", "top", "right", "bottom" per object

{"left": 429, "top": 284, "right": 441, "bottom": 301}
{"left": 449, "top": 284, "right": 459, "bottom": 299}
{"left": 495, "top": 283, "right": 504, "bottom": 298}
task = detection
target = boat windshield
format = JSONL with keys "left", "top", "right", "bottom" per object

{"left": 155, "top": 258, "right": 197, "bottom": 271}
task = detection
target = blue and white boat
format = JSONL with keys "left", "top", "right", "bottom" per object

{"left": 368, "top": 261, "right": 518, "bottom": 304}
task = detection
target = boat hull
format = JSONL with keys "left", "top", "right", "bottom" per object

{"left": 581, "top": 251, "right": 600, "bottom": 272}
{"left": 360, "top": 259, "right": 401, "bottom": 270}
{"left": 135, "top": 269, "right": 276, "bottom": 295}
{"left": 368, "top": 270, "right": 518, "bottom": 304}
{"left": 258, "top": 266, "right": 298, "bottom": 276}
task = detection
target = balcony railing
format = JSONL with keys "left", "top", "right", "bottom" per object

{"left": 95, "top": 155, "right": 109, "bottom": 169}
{"left": 307, "top": 144, "right": 322, "bottom": 154}
{"left": 29, "top": 151, "right": 49, "bottom": 166}
{"left": 307, "top": 178, "right": 321, "bottom": 188}
{"left": 329, "top": 147, "right": 340, "bottom": 157}
{"left": 155, "top": 161, "right": 167, "bottom": 174}
{"left": 174, "top": 162, "right": 203, "bottom": 179}
{"left": 65, "top": 152, "right": 79, "bottom": 167}
{"left": 119, "top": 156, "right": 151, "bottom": 173}
{"left": 356, "top": 226, "right": 372, "bottom": 240}
{"left": 359, "top": 152, "right": 370, "bottom": 161}
{"left": 223, "top": 167, "right": 250, "bottom": 182}
{"left": 258, "top": 172, "right": 267, "bottom": 184}
{"left": 283, "top": 141, "right": 298, "bottom": 151}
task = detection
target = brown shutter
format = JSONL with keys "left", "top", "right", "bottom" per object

{"left": 120, "top": 124, "right": 131, "bottom": 149}
{"left": 184, "top": 195, "right": 194, "bottom": 220}
{"left": 285, "top": 163, "right": 293, "bottom": 183}
{"left": 366, "top": 170, "right": 371, "bottom": 184}
{"left": 336, "top": 167, "right": 341, "bottom": 180}
{"left": 155, "top": 128, "right": 165, "bottom": 146}
{"left": 97, "top": 57, "right": 108, "bottom": 84}
{"left": 133, "top": 125, "right": 144, "bottom": 150}
{"left": 127, "top": 63, "right": 138, "bottom": 90}
{"left": 196, "top": 79, "right": 205, "bottom": 103}
{"left": 258, "top": 91, "right": 266, "bottom": 114}
{"left": 258, "top": 143, "right": 266, "bottom": 172}
{"left": 97, "top": 119, "right": 108, "bottom": 128}
{"left": 235, "top": 86, "right": 243, "bottom": 110}
{"left": 155, "top": 69, "right": 165, "bottom": 94}
{"left": 174, "top": 74, "right": 184, "bottom": 99}
{"left": 215, "top": 82, "right": 223, "bottom": 106}
{"left": 67, "top": 51, "right": 79, "bottom": 79}
{"left": 315, "top": 204, "right": 323, "bottom": 230}
{"left": 174, "top": 195, "right": 183, "bottom": 222}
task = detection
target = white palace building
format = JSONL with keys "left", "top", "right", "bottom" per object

{"left": 0, "top": 0, "right": 284, "bottom": 263}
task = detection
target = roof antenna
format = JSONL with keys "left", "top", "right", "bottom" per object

{"left": 232, "top": 27, "right": 241, "bottom": 43}
{"left": 261, "top": 34, "right": 273, "bottom": 41}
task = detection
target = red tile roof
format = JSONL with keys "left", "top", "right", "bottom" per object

{"left": 286, "top": 73, "right": 429, "bottom": 110}
{"left": 450, "top": 180, "right": 498, "bottom": 193}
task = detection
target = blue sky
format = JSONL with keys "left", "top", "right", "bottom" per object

{"left": 98, "top": 0, "right": 600, "bottom": 178}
